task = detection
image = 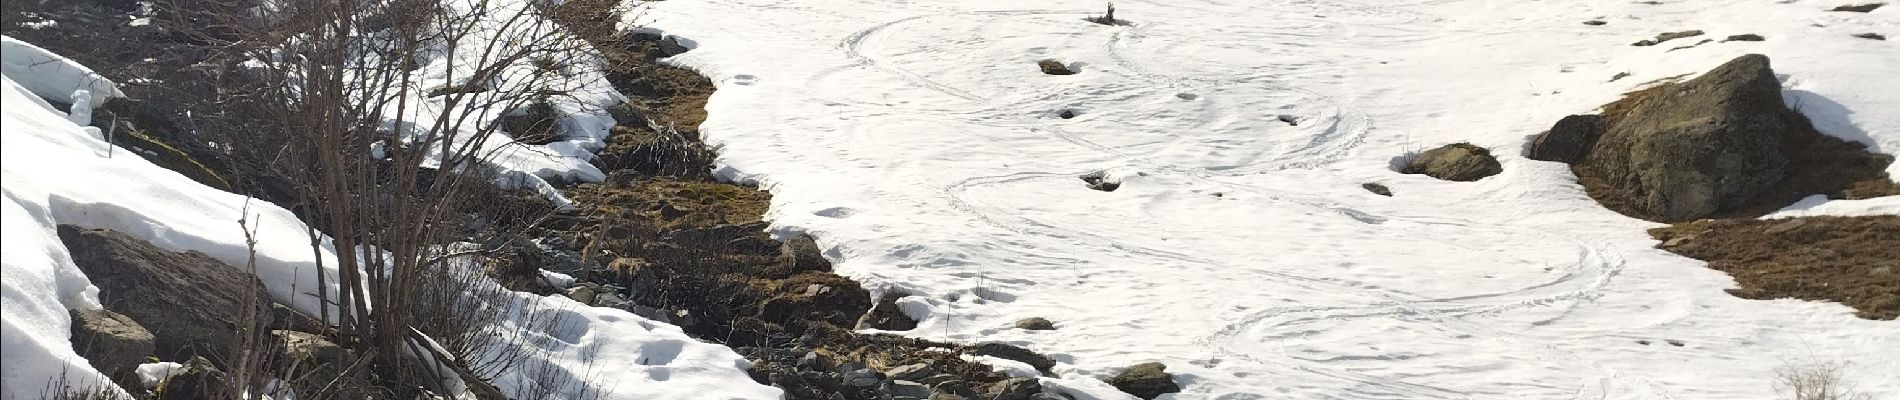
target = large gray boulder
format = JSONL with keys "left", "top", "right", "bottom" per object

{"left": 57, "top": 225, "right": 273, "bottom": 366}
{"left": 1574, "top": 54, "right": 1793, "bottom": 222}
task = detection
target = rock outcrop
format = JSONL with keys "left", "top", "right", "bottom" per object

{"left": 1401, "top": 143, "right": 1503, "bottom": 181}
{"left": 1530, "top": 54, "right": 1894, "bottom": 222}
{"left": 57, "top": 225, "right": 273, "bottom": 365}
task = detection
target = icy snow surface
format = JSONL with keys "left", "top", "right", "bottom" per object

{"left": 0, "top": 36, "right": 774, "bottom": 400}
{"left": 637, "top": 0, "right": 1900, "bottom": 398}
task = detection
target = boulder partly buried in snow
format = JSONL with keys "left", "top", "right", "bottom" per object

{"left": 1585, "top": 54, "right": 1791, "bottom": 220}
{"left": 57, "top": 225, "right": 273, "bottom": 366}
{"left": 1401, "top": 143, "right": 1503, "bottom": 181}
{"left": 1532, "top": 54, "right": 1894, "bottom": 221}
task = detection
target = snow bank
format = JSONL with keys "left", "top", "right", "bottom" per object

{"left": 1, "top": 36, "right": 775, "bottom": 399}
{"left": 635, "top": 0, "right": 1900, "bottom": 398}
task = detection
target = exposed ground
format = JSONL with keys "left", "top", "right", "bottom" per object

{"left": 1651, "top": 216, "right": 1900, "bottom": 320}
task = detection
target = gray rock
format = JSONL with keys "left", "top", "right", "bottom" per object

{"left": 660, "top": 36, "right": 692, "bottom": 56}
{"left": 969, "top": 342, "right": 1057, "bottom": 375}
{"left": 1401, "top": 143, "right": 1503, "bottom": 181}
{"left": 887, "top": 363, "right": 936, "bottom": 381}
{"left": 1107, "top": 362, "right": 1181, "bottom": 400}
{"left": 844, "top": 368, "right": 885, "bottom": 387}
{"left": 859, "top": 293, "right": 918, "bottom": 331}
{"left": 1633, "top": 30, "right": 1705, "bottom": 46}
{"left": 58, "top": 225, "right": 272, "bottom": 366}
{"left": 70, "top": 308, "right": 155, "bottom": 388}
{"left": 1014, "top": 317, "right": 1056, "bottom": 331}
{"left": 1723, "top": 34, "right": 1766, "bottom": 42}
{"left": 1853, "top": 32, "right": 1887, "bottom": 40}
{"left": 984, "top": 377, "right": 1043, "bottom": 400}
{"left": 932, "top": 380, "right": 980, "bottom": 399}
{"left": 1038, "top": 60, "right": 1077, "bottom": 75}
{"left": 595, "top": 291, "right": 629, "bottom": 308}
{"left": 1361, "top": 183, "right": 1393, "bottom": 197}
{"left": 1080, "top": 171, "right": 1120, "bottom": 192}
{"left": 778, "top": 234, "right": 833, "bottom": 273}
{"left": 565, "top": 285, "right": 598, "bottom": 305}
{"left": 883, "top": 380, "right": 933, "bottom": 400}
{"left": 533, "top": 236, "right": 585, "bottom": 273}
{"left": 1576, "top": 54, "right": 1794, "bottom": 222}
{"left": 1528, "top": 114, "right": 1604, "bottom": 163}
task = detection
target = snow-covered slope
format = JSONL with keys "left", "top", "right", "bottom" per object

{"left": 0, "top": 36, "right": 776, "bottom": 400}
{"left": 635, "top": 0, "right": 1900, "bottom": 398}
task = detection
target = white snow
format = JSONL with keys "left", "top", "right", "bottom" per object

{"left": 1, "top": 36, "right": 775, "bottom": 400}
{"left": 634, "top": 0, "right": 1900, "bottom": 399}
{"left": 134, "top": 362, "right": 185, "bottom": 390}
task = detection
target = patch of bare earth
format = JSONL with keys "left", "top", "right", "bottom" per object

{"left": 1650, "top": 216, "right": 1900, "bottom": 320}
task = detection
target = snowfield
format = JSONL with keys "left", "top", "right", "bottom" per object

{"left": 634, "top": 0, "right": 1900, "bottom": 398}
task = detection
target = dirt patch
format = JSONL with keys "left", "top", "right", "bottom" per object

{"left": 1650, "top": 216, "right": 1900, "bottom": 320}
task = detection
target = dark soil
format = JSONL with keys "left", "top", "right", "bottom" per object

{"left": 1650, "top": 216, "right": 1900, "bottom": 320}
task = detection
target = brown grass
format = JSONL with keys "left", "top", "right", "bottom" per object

{"left": 1650, "top": 216, "right": 1900, "bottom": 320}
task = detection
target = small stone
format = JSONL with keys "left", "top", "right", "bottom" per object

{"left": 1723, "top": 34, "right": 1765, "bottom": 42}
{"left": 1038, "top": 60, "right": 1077, "bottom": 75}
{"left": 1583, "top": 20, "right": 1607, "bottom": 26}
{"left": 1014, "top": 317, "right": 1056, "bottom": 331}
{"left": 797, "top": 352, "right": 830, "bottom": 371}
{"left": 1107, "top": 362, "right": 1182, "bottom": 400}
{"left": 1361, "top": 183, "right": 1392, "bottom": 197}
{"left": 1852, "top": 32, "right": 1887, "bottom": 40}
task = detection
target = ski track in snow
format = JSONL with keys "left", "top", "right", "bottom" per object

{"left": 643, "top": 0, "right": 1900, "bottom": 398}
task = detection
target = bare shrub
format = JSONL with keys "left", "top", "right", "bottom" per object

{"left": 156, "top": 0, "right": 636, "bottom": 396}
{"left": 1775, "top": 360, "right": 1873, "bottom": 400}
